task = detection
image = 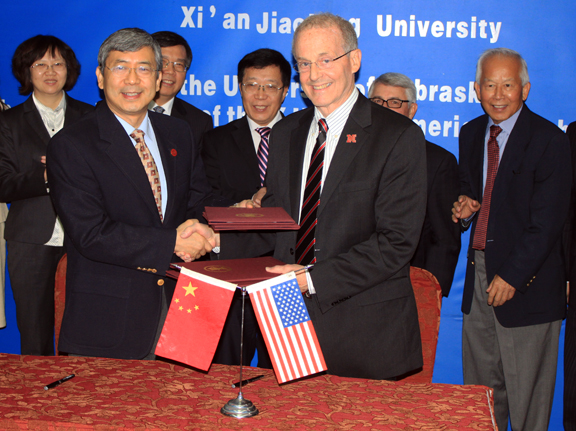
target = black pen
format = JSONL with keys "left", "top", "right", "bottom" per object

{"left": 231, "top": 374, "right": 265, "bottom": 388}
{"left": 44, "top": 374, "right": 75, "bottom": 390}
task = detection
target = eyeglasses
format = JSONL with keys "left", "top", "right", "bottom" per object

{"left": 293, "top": 49, "right": 355, "bottom": 73}
{"left": 31, "top": 62, "right": 66, "bottom": 73}
{"left": 162, "top": 60, "right": 188, "bottom": 73}
{"left": 369, "top": 97, "right": 410, "bottom": 108}
{"left": 241, "top": 82, "right": 285, "bottom": 94}
{"left": 106, "top": 65, "right": 158, "bottom": 77}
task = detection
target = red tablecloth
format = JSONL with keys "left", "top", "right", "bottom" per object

{"left": 0, "top": 354, "right": 496, "bottom": 430}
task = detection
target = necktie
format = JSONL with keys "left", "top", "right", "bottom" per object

{"left": 295, "top": 119, "right": 328, "bottom": 265}
{"left": 153, "top": 105, "right": 165, "bottom": 114}
{"left": 472, "top": 125, "right": 502, "bottom": 250}
{"left": 130, "top": 129, "right": 163, "bottom": 222}
{"left": 256, "top": 127, "right": 271, "bottom": 187}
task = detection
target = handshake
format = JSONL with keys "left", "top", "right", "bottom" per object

{"left": 174, "top": 220, "right": 219, "bottom": 262}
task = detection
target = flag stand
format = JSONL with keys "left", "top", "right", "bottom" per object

{"left": 221, "top": 286, "right": 259, "bottom": 418}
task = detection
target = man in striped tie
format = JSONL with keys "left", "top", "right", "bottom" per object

{"left": 452, "top": 48, "right": 570, "bottom": 431}
{"left": 201, "top": 48, "right": 291, "bottom": 368}
{"left": 217, "top": 13, "right": 428, "bottom": 381}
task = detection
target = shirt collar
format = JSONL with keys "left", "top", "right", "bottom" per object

{"left": 149, "top": 97, "right": 175, "bottom": 116}
{"left": 246, "top": 110, "right": 283, "bottom": 132}
{"left": 487, "top": 103, "right": 523, "bottom": 135}
{"left": 33, "top": 91, "right": 66, "bottom": 114}
{"left": 116, "top": 111, "right": 152, "bottom": 142}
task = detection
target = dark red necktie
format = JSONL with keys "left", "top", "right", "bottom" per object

{"left": 295, "top": 119, "right": 328, "bottom": 264}
{"left": 472, "top": 125, "right": 502, "bottom": 250}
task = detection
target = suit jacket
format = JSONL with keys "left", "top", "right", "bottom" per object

{"left": 171, "top": 97, "right": 213, "bottom": 152}
{"left": 222, "top": 94, "right": 426, "bottom": 379}
{"left": 201, "top": 116, "right": 261, "bottom": 202}
{"left": 411, "top": 141, "right": 461, "bottom": 296}
{"left": 566, "top": 122, "right": 576, "bottom": 309}
{"left": 459, "top": 105, "right": 571, "bottom": 327}
{"left": 47, "top": 101, "right": 218, "bottom": 359}
{"left": 0, "top": 94, "right": 93, "bottom": 244}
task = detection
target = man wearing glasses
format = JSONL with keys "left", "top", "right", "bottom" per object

{"left": 150, "top": 31, "right": 213, "bottom": 150}
{"left": 368, "top": 73, "right": 460, "bottom": 297}
{"left": 219, "top": 13, "right": 427, "bottom": 380}
{"left": 46, "top": 28, "right": 223, "bottom": 359}
{"left": 201, "top": 48, "right": 290, "bottom": 368}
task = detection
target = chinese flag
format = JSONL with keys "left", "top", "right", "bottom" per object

{"left": 155, "top": 267, "right": 236, "bottom": 370}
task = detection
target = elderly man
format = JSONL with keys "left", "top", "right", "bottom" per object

{"left": 369, "top": 73, "right": 460, "bottom": 296}
{"left": 215, "top": 13, "right": 426, "bottom": 380}
{"left": 47, "top": 28, "right": 223, "bottom": 360}
{"left": 202, "top": 48, "right": 290, "bottom": 368}
{"left": 150, "top": 31, "right": 213, "bottom": 148}
{"left": 452, "top": 48, "right": 570, "bottom": 431}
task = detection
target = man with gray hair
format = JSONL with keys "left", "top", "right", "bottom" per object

{"left": 369, "top": 73, "right": 460, "bottom": 296}
{"left": 452, "top": 48, "right": 570, "bottom": 430}
{"left": 220, "top": 13, "right": 427, "bottom": 380}
{"left": 47, "top": 28, "right": 223, "bottom": 359}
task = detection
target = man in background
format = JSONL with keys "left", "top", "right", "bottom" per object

{"left": 369, "top": 72, "right": 460, "bottom": 296}
{"left": 150, "top": 31, "right": 213, "bottom": 148}
{"left": 202, "top": 48, "right": 290, "bottom": 367}
{"left": 453, "top": 48, "right": 570, "bottom": 430}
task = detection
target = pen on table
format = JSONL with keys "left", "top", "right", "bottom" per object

{"left": 44, "top": 374, "right": 75, "bottom": 390}
{"left": 231, "top": 374, "right": 265, "bottom": 388}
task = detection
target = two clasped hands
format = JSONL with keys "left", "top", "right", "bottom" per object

{"left": 172, "top": 187, "right": 308, "bottom": 292}
{"left": 452, "top": 195, "right": 516, "bottom": 307}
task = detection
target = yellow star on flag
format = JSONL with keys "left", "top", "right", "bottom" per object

{"left": 194, "top": 305, "right": 199, "bottom": 311}
{"left": 178, "top": 306, "right": 183, "bottom": 311}
{"left": 187, "top": 309, "right": 192, "bottom": 313}
{"left": 182, "top": 282, "right": 198, "bottom": 296}
{"left": 175, "top": 298, "right": 180, "bottom": 303}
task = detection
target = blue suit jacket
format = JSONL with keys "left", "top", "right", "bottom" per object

{"left": 459, "top": 105, "right": 571, "bottom": 327}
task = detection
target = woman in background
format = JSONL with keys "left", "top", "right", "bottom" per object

{"left": 0, "top": 35, "right": 92, "bottom": 355}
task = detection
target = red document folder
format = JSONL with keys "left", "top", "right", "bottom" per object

{"left": 166, "top": 256, "right": 285, "bottom": 286}
{"left": 203, "top": 207, "right": 300, "bottom": 231}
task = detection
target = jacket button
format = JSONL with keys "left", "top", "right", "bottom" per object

{"left": 290, "top": 248, "right": 294, "bottom": 255}
{"left": 157, "top": 279, "right": 165, "bottom": 286}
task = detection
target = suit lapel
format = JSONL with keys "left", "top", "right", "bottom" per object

{"left": 470, "top": 117, "right": 488, "bottom": 202}
{"left": 150, "top": 114, "right": 177, "bottom": 223}
{"left": 233, "top": 117, "right": 260, "bottom": 184}
{"left": 97, "top": 104, "right": 161, "bottom": 221}
{"left": 289, "top": 109, "right": 315, "bottom": 218}
{"left": 63, "top": 94, "right": 85, "bottom": 127}
{"left": 23, "top": 96, "right": 51, "bottom": 145}
{"left": 171, "top": 97, "right": 186, "bottom": 120}
{"left": 317, "top": 97, "right": 370, "bottom": 217}
{"left": 490, "top": 106, "right": 531, "bottom": 214}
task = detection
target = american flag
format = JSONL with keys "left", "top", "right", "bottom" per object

{"left": 247, "top": 273, "right": 326, "bottom": 384}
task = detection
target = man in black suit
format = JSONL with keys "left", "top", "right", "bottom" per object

{"left": 452, "top": 48, "right": 570, "bottom": 431}
{"left": 215, "top": 13, "right": 426, "bottom": 380}
{"left": 368, "top": 72, "right": 460, "bottom": 296}
{"left": 47, "top": 28, "right": 220, "bottom": 360}
{"left": 150, "top": 31, "right": 213, "bottom": 148}
{"left": 202, "top": 48, "right": 290, "bottom": 367}
{"left": 565, "top": 121, "right": 576, "bottom": 431}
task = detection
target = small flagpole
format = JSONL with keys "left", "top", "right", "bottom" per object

{"left": 221, "top": 286, "right": 259, "bottom": 418}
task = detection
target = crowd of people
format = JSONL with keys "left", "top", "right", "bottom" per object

{"left": 0, "top": 12, "right": 573, "bottom": 431}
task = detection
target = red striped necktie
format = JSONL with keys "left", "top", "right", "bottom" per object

{"left": 295, "top": 118, "right": 328, "bottom": 265}
{"left": 472, "top": 124, "right": 502, "bottom": 250}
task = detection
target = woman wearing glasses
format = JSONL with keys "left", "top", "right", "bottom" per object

{"left": 0, "top": 35, "right": 92, "bottom": 355}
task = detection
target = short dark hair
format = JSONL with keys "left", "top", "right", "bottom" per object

{"left": 238, "top": 48, "right": 291, "bottom": 89}
{"left": 98, "top": 28, "right": 162, "bottom": 74}
{"left": 151, "top": 31, "right": 193, "bottom": 67}
{"left": 12, "top": 35, "right": 81, "bottom": 95}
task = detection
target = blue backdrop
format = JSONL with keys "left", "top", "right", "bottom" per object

{"left": 1, "top": 1, "right": 575, "bottom": 429}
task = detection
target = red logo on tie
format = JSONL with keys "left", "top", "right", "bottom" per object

{"left": 346, "top": 134, "right": 356, "bottom": 143}
{"left": 171, "top": 149, "right": 177, "bottom": 157}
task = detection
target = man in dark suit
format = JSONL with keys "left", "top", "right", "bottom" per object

{"left": 452, "top": 48, "right": 570, "bottom": 431}
{"left": 565, "top": 121, "right": 576, "bottom": 431}
{"left": 216, "top": 13, "right": 426, "bottom": 380}
{"left": 150, "top": 31, "right": 213, "bottom": 148}
{"left": 47, "top": 28, "right": 220, "bottom": 360}
{"left": 201, "top": 48, "right": 290, "bottom": 367}
{"left": 368, "top": 72, "right": 460, "bottom": 296}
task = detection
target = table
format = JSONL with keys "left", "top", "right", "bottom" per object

{"left": 0, "top": 354, "right": 496, "bottom": 430}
